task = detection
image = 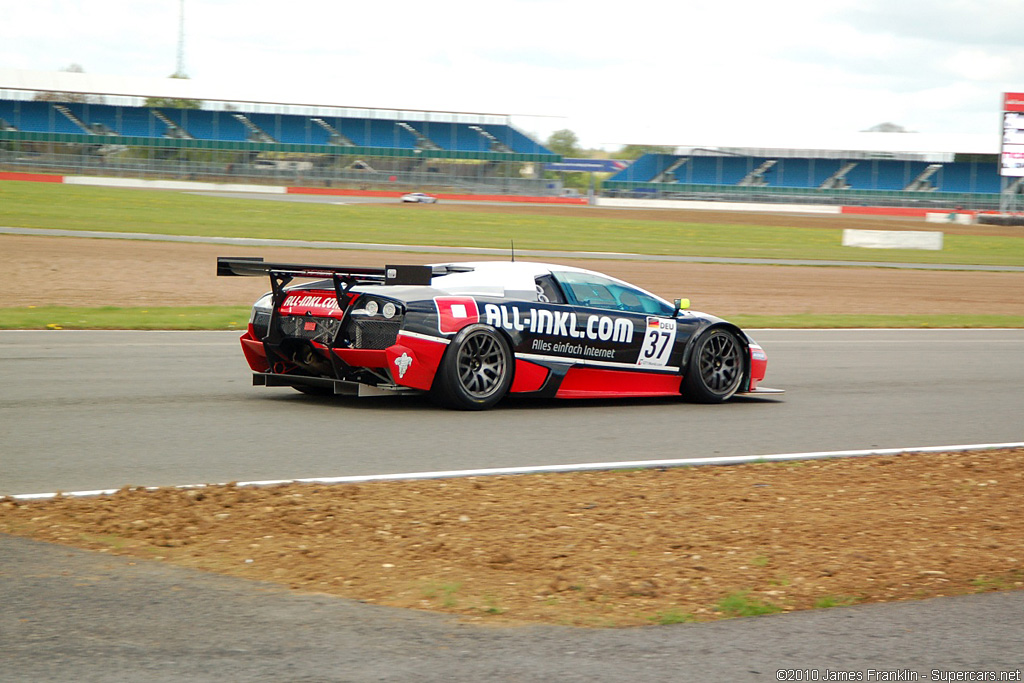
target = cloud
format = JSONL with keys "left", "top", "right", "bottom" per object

{"left": 1, "top": 0, "right": 1018, "bottom": 148}
{"left": 836, "top": 0, "right": 1024, "bottom": 48}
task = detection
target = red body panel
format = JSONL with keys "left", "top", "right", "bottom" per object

{"left": 240, "top": 328, "right": 270, "bottom": 372}
{"left": 748, "top": 344, "right": 767, "bottom": 391}
{"left": 278, "top": 290, "right": 346, "bottom": 318}
{"left": 510, "top": 359, "right": 550, "bottom": 393}
{"left": 386, "top": 333, "right": 449, "bottom": 391}
{"left": 434, "top": 297, "right": 481, "bottom": 335}
{"left": 555, "top": 367, "right": 682, "bottom": 399}
{"left": 333, "top": 348, "right": 388, "bottom": 369}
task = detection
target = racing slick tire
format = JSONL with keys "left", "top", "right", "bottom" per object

{"left": 432, "top": 324, "right": 513, "bottom": 410}
{"left": 681, "top": 327, "right": 745, "bottom": 404}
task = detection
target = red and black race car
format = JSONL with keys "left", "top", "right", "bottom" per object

{"left": 217, "top": 257, "right": 781, "bottom": 410}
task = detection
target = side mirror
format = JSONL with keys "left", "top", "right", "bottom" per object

{"left": 673, "top": 298, "right": 690, "bottom": 316}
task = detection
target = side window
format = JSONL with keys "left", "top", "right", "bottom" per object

{"left": 553, "top": 271, "right": 673, "bottom": 316}
{"left": 569, "top": 282, "right": 617, "bottom": 309}
{"left": 613, "top": 285, "right": 674, "bottom": 316}
{"left": 534, "top": 274, "right": 566, "bottom": 304}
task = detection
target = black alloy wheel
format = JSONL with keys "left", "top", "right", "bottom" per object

{"left": 682, "top": 328, "right": 745, "bottom": 403}
{"left": 432, "top": 324, "right": 512, "bottom": 410}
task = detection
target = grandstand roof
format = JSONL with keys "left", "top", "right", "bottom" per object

{"left": 0, "top": 67, "right": 512, "bottom": 124}
{"left": 673, "top": 130, "right": 998, "bottom": 159}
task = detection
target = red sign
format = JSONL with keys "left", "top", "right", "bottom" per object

{"left": 1002, "top": 93, "right": 1024, "bottom": 177}
{"left": 279, "top": 291, "right": 344, "bottom": 318}
{"left": 1005, "top": 93, "right": 1024, "bottom": 112}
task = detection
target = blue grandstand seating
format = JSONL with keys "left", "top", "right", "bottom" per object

{"left": 770, "top": 158, "right": 808, "bottom": 188}
{"left": 63, "top": 103, "right": 161, "bottom": 137}
{"left": 771, "top": 158, "right": 844, "bottom": 188}
{"left": 154, "top": 109, "right": 248, "bottom": 142}
{"left": 248, "top": 112, "right": 337, "bottom": 145}
{"left": 0, "top": 99, "right": 554, "bottom": 156}
{"left": 0, "top": 100, "right": 83, "bottom": 134}
{"left": 676, "top": 156, "right": 765, "bottom": 185}
{"left": 840, "top": 160, "right": 925, "bottom": 191}
{"left": 608, "top": 152, "right": 1004, "bottom": 199}
{"left": 935, "top": 162, "right": 1001, "bottom": 194}
{"left": 413, "top": 122, "right": 491, "bottom": 153}
{"left": 321, "top": 118, "right": 413, "bottom": 149}
{"left": 609, "top": 154, "right": 676, "bottom": 183}
{"left": 478, "top": 125, "right": 550, "bottom": 155}
{"left": 454, "top": 124, "right": 493, "bottom": 152}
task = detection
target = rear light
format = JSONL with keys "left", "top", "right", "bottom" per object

{"left": 350, "top": 296, "right": 404, "bottom": 320}
{"left": 345, "top": 296, "right": 404, "bottom": 349}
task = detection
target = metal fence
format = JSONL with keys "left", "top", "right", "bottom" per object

{"left": 0, "top": 147, "right": 553, "bottom": 195}
{"left": 602, "top": 182, "right": 1007, "bottom": 212}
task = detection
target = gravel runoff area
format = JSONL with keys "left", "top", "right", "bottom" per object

{"left": 3, "top": 234, "right": 1024, "bottom": 317}
{"left": 2, "top": 448, "right": 1022, "bottom": 627}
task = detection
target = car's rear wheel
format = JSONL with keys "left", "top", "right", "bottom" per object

{"left": 432, "top": 325, "right": 512, "bottom": 410}
{"left": 682, "top": 328, "right": 745, "bottom": 403}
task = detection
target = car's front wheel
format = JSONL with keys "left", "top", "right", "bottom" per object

{"left": 682, "top": 328, "right": 745, "bottom": 403}
{"left": 432, "top": 325, "right": 512, "bottom": 410}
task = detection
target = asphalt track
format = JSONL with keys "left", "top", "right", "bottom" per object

{"left": 2, "top": 329, "right": 1024, "bottom": 680}
{"left": 3, "top": 329, "right": 1024, "bottom": 496}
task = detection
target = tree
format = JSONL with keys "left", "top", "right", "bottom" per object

{"left": 862, "top": 122, "right": 913, "bottom": 133}
{"left": 546, "top": 129, "right": 584, "bottom": 158}
{"left": 144, "top": 74, "right": 201, "bottom": 110}
{"left": 612, "top": 144, "right": 674, "bottom": 160}
{"left": 32, "top": 64, "right": 102, "bottom": 103}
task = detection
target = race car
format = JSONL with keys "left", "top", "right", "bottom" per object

{"left": 217, "top": 257, "right": 781, "bottom": 410}
{"left": 400, "top": 192, "right": 438, "bottom": 204}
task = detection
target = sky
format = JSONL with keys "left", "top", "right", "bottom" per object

{"left": 2, "top": 0, "right": 1023, "bottom": 150}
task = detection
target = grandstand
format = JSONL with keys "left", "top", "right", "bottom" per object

{"left": 1, "top": 68, "right": 1016, "bottom": 208}
{"left": 605, "top": 146, "right": 1013, "bottom": 211}
{"left": 0, "top": 80, "right": 558, "bottom": 194}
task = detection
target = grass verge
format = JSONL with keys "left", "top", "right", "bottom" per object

{"left": 727, "top": 313, "right": 1024, "bottom": 329}
{"left": 3, "top": 180, "right": 1024, "bottom": 266}
{"left": 0, "top": 306, "right": 251, "bottom": 330}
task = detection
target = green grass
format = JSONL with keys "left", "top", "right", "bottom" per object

{"left": 714, "top": 591, "right": 784, "bottom": 618}
{"left": 3, "top": 180, "right": 1024, "bottom": 266}
{"left": 969, "top": 571, "right": 1024, "bottom": 592}
{"left": 728, "top": 314, "right": 1024, "bottom": 329}
{"left": 421, "top": 581, "right": 462, "bottom": 608}
{"left": 650, "top": 608, "right": 696, "bottom": 625}
{"left": 3, "top": 180, "right": 1021, "bottom": 329}
{"left": 813, "top": 595, "right": 861, "bottom": 609}
{"left": 0, "top": 306, "right": 251, "bottom": 330}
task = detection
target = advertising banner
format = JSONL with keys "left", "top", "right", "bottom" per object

{"left": 1000, "top": 93, "right": 1024, "bottom": 177}
{"left": 544, "top": 159, "right": 630, "bottom": 173}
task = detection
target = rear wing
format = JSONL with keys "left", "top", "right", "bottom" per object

{"left": 216, "top": 257, "right": 472, "bottom": 286}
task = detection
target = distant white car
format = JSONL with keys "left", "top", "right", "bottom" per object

{"left": 401, "top": 192, "right": 438, "bottom": 204}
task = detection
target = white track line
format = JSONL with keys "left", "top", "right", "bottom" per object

{"left": 8, "top": 442, "right": 1024, "bottom": 501}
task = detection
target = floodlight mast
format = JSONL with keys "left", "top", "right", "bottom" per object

{"left": 174, "top": 0, "right": 187, "bottom": 78}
